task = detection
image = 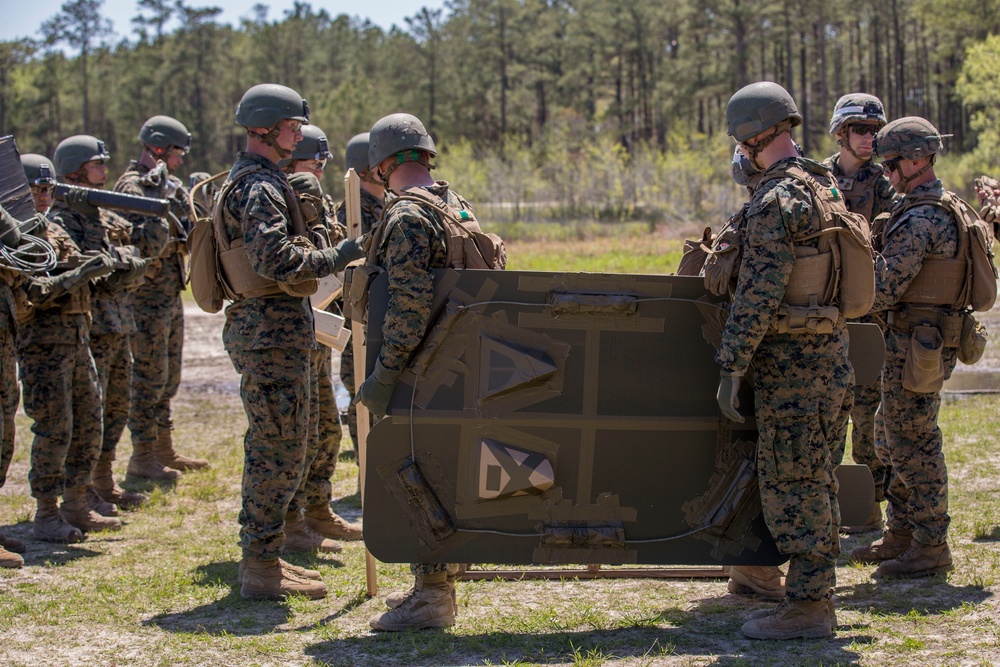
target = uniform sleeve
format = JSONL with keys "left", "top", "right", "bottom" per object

{"left": 873, "top": 209, "right": 943, "bottom": 311}
{"left": 239, "top": 180, "right": 338, "bottom": 283}
{"left": 378, "top": 206, "right": 436, "bottom": 371}
{"left": 715, "top": 183, "right": 800, "bottom": 373}
{"left": 872, "top": 173, "right": 900, "bottom": 220}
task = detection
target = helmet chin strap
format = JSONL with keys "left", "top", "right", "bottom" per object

{"left": 895, "top": 155, "right": 935, "bottom": 193}
{"left": 252, "top": 126, "right": 292, "bottom": 160}
{"left": 741, "top": 124, "right": 790, "bottom": 171}
{"left": 837, "top": 131, "right": 869, "bottom": 162}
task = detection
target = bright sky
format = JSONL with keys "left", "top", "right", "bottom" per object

{"left": 1, "top": 0, "right": 447, "bottom": 43}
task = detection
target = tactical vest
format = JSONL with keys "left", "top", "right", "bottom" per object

{"left": 377, "top": 187, "right": 507, "bottom": 270}
{"left": 831, "top": 162, "right": 884, "bottom": 223}
{"left": 215, "top": 163, "right": 318, "bottom": 300}
{"left": 890, "top": 190, "right": 999, "bottom": 312}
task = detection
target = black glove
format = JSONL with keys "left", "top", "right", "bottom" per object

{"left": 323, "top": 237, "right": 365, "bottom": 273}
{"left": 64, "top": 187, "right": 100, "bottom": 217}
{"left": 716, "top": 369, "right": 745, "bottom": 423}
{"left": 106, "top": 255, "right": 150, "bottom": 289}
{"left": 355, "top": 360, "right": 402, "bottom": 418}
{"left": 287, "top": 172, "right": 323, "bottom": 198}
{"left": 53, "top": 253, "right": 116, "bottom": 294}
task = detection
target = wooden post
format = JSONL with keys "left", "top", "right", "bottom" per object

{"left": 345, "top": 167, "right": 378, "bottom": 597}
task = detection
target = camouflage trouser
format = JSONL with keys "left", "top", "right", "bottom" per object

{"left": 229, "top": 347, "right": 311, "bottom": 560}
{"left": 753, "top": 330, "right": 851, "bottom": 602}
{"left": 339, "top": 322, "right": 359, "bottom": 448}
{"left": 129, "top": 288, "right": 183, "bottom": 445}
{"left": 876, "top": 328, "right": 956, "bottom": 546}
{"left": 295, "top": 346, "right": 344, "bottom": 510}
{"left": 90, "top": 332, "right": 133, "bottom": 457}
{"left": 850, "top": 378, "right": 886, "bottom": 502}
{"left": 0, "top": 327, "right": 18, "bottom": 488}
{"left": 19, "top": 340, "right": 103, "bottom": 498}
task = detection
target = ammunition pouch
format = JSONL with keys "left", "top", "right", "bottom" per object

{"left": 347, "top": 263, "right": 382, "bottom": 323}
{"left": 958, "top": 312, "right": 988, "bottom": 365}
{"left": 887, "top": 306, "right": 962, "bottom": 348}
{"left": 769, "top": 302, "right": 839, "bottom": 335}
{"left": 903, "top": 324, "right": 945, "bottom": 393}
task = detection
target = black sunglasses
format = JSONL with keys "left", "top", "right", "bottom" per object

{"left": 850, "top": 125, "right": 878, "bottom": 137}
{"left": 882, "top": 158, "right": 902, "bottom": 173}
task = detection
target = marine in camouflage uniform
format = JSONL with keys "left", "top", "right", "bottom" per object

{"left": 223, "top": 84, "right": 364, "bottom": 601}
{"left": 822, "top": 93, "right": 898, "bottom": 533}
{"left": 51, "top": 135, "right": 149, "bottom": 523}
{"left": 114, "top": 115, "right": 209, "bottom": 488}
{"left": 719, "top": 83, "right": 850, "bottom": 639}
{"left": 334, "top": 132, "right": 385, "bottom": 451}
{"left": 359, "top": 113, "right": 475, "bottom": 632}
{"left": 850, "top": 117, "right": 959, "bottom": 579}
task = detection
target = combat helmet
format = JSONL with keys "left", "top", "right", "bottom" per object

{"left": 368, "top": 113, "right": 437, "bottom": 170}
{"left": 21, "top": 154, "right": 56, "bottom": 186}
{"left": 138, "top": 115, "right": 191, "bottom": 151}
{"left": 290, "top": 124, "right": 333, "bottom": 162}
{"left": 54, "top": 135, "right": 110, "bottom": 177}
{"left": 874, "top": 116, "right": 946, "bottom": 160}
{"left": 235, "top": 83, "right": 309, "bottom": 129}
{"left": 726, "top": 81, "right": 801, "bottom": 143}
{"left": 345, "top": 132, "right": 371, "bottom": 173}
{"left": 829, "top": 93, "right": 886, "bottom": 135}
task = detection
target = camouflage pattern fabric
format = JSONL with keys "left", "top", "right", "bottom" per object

{"left": 221, "top": 152, "right": 343, "bottom": 559}
{"left": 115, "top": 163, "right": 186, "bottom": 449}
{"left": 16, "top": 218, "right": 103, "bottom": 499}
{"left": 229, "top": 347, "right": 311, "bottom": 560}
{"left": 0, "top": 325, "right": 16, "bottom": 489}
{"left": 716, "top": 157, "right": 851, "bottom": 602}
{"left": 873, "top": 179, "right": 958, "bottom": 546}
{"left": 822, "top": 153, "right": 895, "bottom": 501}
{"left": 335, "top": 188, "right": 383, "bottom": 445}
{"left": 371, "top": 181, "right": 471, "bottom": 579}
{"left": 89, "top": 332, "right": 132, "bottom": 459}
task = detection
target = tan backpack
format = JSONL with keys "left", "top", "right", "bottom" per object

{"left": 770, "top": 164, "right": 876, "bottom": 319}
{"left": 187, "top": 171, "right": 228, "bottom": 313}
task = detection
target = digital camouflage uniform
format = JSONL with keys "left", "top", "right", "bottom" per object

{"left": 221, "top": 152, "right": 348, "bottom": 560}
{"left": 17, "top": 220, "right": 103, "bottom": 499}
{"left": 113, "top": 162, "right": 185, "bottom": 453}
{"left": 0, "top": 268, "right": 20, "bottom": 491}
{"left": 872, "top": 179, "right": 958, "bottom": 547}
{"left": 823, "top": 153, "right": 897, "bottom": 503}
{"left": 716, "top": 157, "right": 852, "bottom": 603}
{"left": 372, "top": 181, "right": 470, "bottom": 579}
{"left": 49, "top": 201, "right": 139, "bottom": 470}
{"left": 334, "top": 189, "right": 383, "bottom": 446}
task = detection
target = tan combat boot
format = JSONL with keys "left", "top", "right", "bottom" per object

{"left": 873, "top": 542, "right": 953, "bottom": 579}
{"left": 126, "top": 439, "right": 183, "bottom": 483}
{"left": 283, "top": 511, "right": 343, "bottom": 554}
{"left": 727, "top": 566, "right": 786, "bottom": 600}
{"left": 849, "top": 528, "right": 913, "bottom": 564}
{"left": 0, "top": 530, "right": 26, "bottom": 554}
{"left": 370, "top": 570, "right": 456, "bottom": 631}
{"left": 385, "top": 563, "right": 462, "bottom": 616}
{"left": 304, "top": 504, "right": 363, "bottom": 541}
{"left": 841, "top": 501, "right": 884, "bottom": 534}
{"left": 0, "top": 545, "right": 24, "bottom": 568}
{"left": 153, "top": 429, "right": 209, "bottom": 472}
{"left": 86, "top": 485, "right": 119, "bottom": 517}
{"left": 239, "top": 558, "right": 327, "bottom": 600}
{"left": 60, "top": 485, "right": 122, "bottom": 533}
{"left": 741, "top": 599, "right": 834, "bottom": 640}
{"left": 93, "top": 452, "right": 147, "bottom": 510}
{"left": 238, "top": 558, "right": 322, "bottom": 585}
{"left": 747, "top": 597, "right": 837, "bottom": 632}
{"left": 33, "top": 497, "right": 84, "bottom": 543}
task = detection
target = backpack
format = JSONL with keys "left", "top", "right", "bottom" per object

{"left": 676, "top": 226, "right": 714, "bottom": 277}
{"left": 187, "top": 170, "right": 228, "bottom": 313}
{"left": 890, "top": 191, "right": 999, "bottom": 312}
{"left": 769, "top": 164, "right": 876, "bottom": 319}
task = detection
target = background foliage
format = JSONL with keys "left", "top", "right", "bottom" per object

{"left": 3, "top": 0, "right": 1000, "bottom": 227}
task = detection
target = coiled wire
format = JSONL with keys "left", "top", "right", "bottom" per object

{"left": 0, "top": 216, "right": 58, "bottom": 274}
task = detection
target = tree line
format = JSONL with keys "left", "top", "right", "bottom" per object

{"left": 2, "top": 0, "right": 1000, "bottom": 227}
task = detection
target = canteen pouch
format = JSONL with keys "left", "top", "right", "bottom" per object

{"left": 903, "top": 324, "right": 945, "bottom": 393}
{"left": 958, "top": 312, "right": 988, "bottom": 365}
{"left": 769, "top": 303, "right": 839, "bottom": 335}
